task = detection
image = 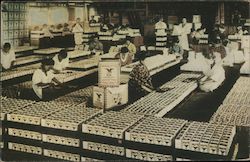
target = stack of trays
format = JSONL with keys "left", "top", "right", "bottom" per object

{"left": 175, "top": 122, "right": 236, "bottom": 160}
{"left": 98, "top": 31, "right": 113, "bottom": 41}
{"left": 82, "top": 111, "right": 144, "bottom": 160}
{"left": 1, "top": 69, "right": 34, "bottom": 81}
{"left": 68, "top": 58, "right": 98, "bottom": 69}
{"left": 210, "top": 104, "right": 250, "bottom": 127}
{"left": 54, "top": 86, "right": 93, "bottom": 106}
{"left": 123, "top": 73, "right": 201, "bottom": 117}
{"left": 6, "top": 101, "right": 69, "bottom": 157}
{"left": 41, "top": 105, "right": 101, "bottom": 162}
{"left": 125, "top": 116, "right": 187, "bottom": 161}
{"left": 210, "top": 77, "right": 250, "bottom": 127}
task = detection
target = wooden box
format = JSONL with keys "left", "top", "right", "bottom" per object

{"left": 98, "top": 58, "right": 121, "bottom": 87}
{"left": 93, "top": 83, "right": 128, "bottom": 109}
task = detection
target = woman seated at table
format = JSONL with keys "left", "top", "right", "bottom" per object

{"left": 124, "top": 36, "right": 136, "bottom": 60}
{"left": 1, "top": 42, "right": 16, "bottom": 71}
{"left": 115, "top": 47, "right": 133, "bottom": 66}
{"left": 199, "top": 52, "right": 225, "bottom": 92}
{"left": 89, "top": 35, "right": 103, "bottom": 52}
{"left": 129, "top": 51, "right": 165, "bottom": 101}
{"left": 52, "top": 49, "right": 69, "bottom": 73}
{"left": 169, "top": 37, "right": 184, "bottom": 57}
{"left": 32, "top": 59, "right": 63, "bottom": 101}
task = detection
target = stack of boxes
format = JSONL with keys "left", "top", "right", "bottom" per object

{"left": 1, "top": 2, "right": 28, "bottom": 47}
{"left": 210, "top": 77, "right": 250, "bottom": 127}
{"left": 125, "top": 116, "right": 187, "bottom": 161}
{"left": 81, "top": 111, "right": 144, "bottom": 160}
{"left": 93, "top": 58, "right": 128, "bottom": 110}
{"left": 41, "top": 105, "right": 101, "bottom": 161}
{"left": 175, "top": 122, "right": 236, "bottom": 160}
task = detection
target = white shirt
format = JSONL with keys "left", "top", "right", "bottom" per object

{"left": 155, "top": 21, "right": 167, "bottom": 30}
{"left": 53, "top": 55, "right": 69, "bottom": 71}
{"left": 72, "top": 24, "right": 84, "bottom": 45}
{"left": 32, "top": 69, "right": 55, "bottom": 99}
{"left": 1, "top": 49, "right": 16, "bottom": 70}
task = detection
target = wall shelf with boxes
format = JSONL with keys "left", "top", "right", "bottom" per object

{"left": 1, "top": 2, "right": 29, "bottom": 47}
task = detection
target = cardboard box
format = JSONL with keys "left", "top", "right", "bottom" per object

{"left": 98, "top": 59, "right": 121, "bottom": 87}
{"left": 93, "top": 83, "right": 128, "bottom": 109}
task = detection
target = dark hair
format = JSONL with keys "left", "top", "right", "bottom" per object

{"left": 59, "top": 49, "right": 68, "bottom": 59}
{"left": 138, "top": 51, "right": 147, "bottom": 61}
{"left": 222, "top": 39, "right": 229, "bottom": 46}
{"left": 3, "top": 42, "right": 11, "bottom": 49}
{"left": 121, "top": 47, "right": 129, "bottom": 53}
{"left": 42, "top": 59, "right": 54, "bottom": 66}
{"left": 126, "top": 36, "right": 132, "bottom": 42}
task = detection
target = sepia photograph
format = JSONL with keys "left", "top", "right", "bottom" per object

{"left": 0, "top": 0, "right": 249, "bottom": 161}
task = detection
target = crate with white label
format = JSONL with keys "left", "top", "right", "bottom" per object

{"left": 210, "top": 104, "right": 250, "bottom": 127}
{"left": 125, "top": 117, "right": 187, "bottom": 147}
{"left": 126, "top": 148, "right": 173, "bottom": 161}
{"left": 83, "top": 141, "right": 125, "bottom": 157}
{"left": 7, "top": 101, "right": 69, "bottom": 125}
{"left": 175, "top": 121, "right": 236, "bottom": 160}
{"left": 43, "top": 148, "right": 80, "bottom": 162}
{"left": 42, "top": 105, "right": 101, "bottom": 131}
{"left": 1, "top": 98, "right": 35, "bottom": 121}
{"left": 93, "top": 83, "right": 128, "bottom": 109}
{"left": 8, "top": 142, "right": 42, "bottom": 156}
{"left": 82, "top": 111, "right": 144, "bottom": 140}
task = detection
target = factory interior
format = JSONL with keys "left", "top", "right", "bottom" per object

{"left": 0, "top": 0, "right": 250, "bottom": 161}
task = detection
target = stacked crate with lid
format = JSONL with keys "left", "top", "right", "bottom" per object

{"left": 93, "top": 58, "right": 128, "bottom": 110}
{"left": 82, "top": 111, "right": 144, "bottom": 160}
{"left": 125, "top": 116, "right": 187, "bottom": 161}
{"left": 155, "top": 21, "right": 167, "bottom": 51}
{"left": 41, "top": 104, "right": 101, "bottom": 162}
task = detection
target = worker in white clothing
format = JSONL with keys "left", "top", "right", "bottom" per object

{"left": 124, "top": 36, "right": 136, "bottom": 60}
{"left": 199, "top": 52, "right": 225, "bottom": 92}
{"left": 1, "top": 42, "right": 16, "bottom": 71}
{"left": 178, "top": 18, "right": 191, "bottom": 51}
{"left": 32, "top": 59, "right": 63, "bottom": 100}
{"left": 155, "top": 17, "right": 167, "bottom": 32}
{"left": 52, "top": 49, "right": 69, "bottom": 73}
{"left": 72, "top": 18, "right": 84, "bottom": 50}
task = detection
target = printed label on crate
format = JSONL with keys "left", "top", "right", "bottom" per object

{"left": 93, "top": 86, "right": 105, "bottom": 109}
{"left": 98, "top": 59, "right": 120, "bottom": 87}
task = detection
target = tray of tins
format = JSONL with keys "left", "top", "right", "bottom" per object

{"left": 125, "top": 116, "right": 187, "bottom": 147}
{"left": 43, "top": 148, "right": 80, "bottom": 162}
{"left": 68, "top": 59, "right": 98, "bottom": 69}
{"left": 42, "top": 133, "right": 80, "bottom": 148}
{"left": 223, "top": 90, "right": 250, "bottom": 105}
{"left": 33, "top": 47, "right": 62, "bottom": 55}
{"left": 156, "top": 42, "right": 167, "bottom": 46}
{"left": 7, "top": 101, "right": 69, "bottom": 125}
{"left": 165, "top": 73, "right": 202, "bottom": 84}
{"left": 126, "top": 149, "right": 173, "bottom": 161}
{"left": 8, "top": 127, "right": 42, "bottom": 141}
{"left": 68, "top": 50, "right": 92, "bottom": 59}
{"left": 0, "top": 69, "right": 34, "bottom": 81}
{"left": 156, "top": 37, "right": 167, "bottom": 41}
{"left": 209, "top": 104, "right": 250, "bottom": 127}
{"left": 123, "top": 87, "right": 196, "bottom": 117}
{"left": 55, "top": 71, "right": 83, "bottom": 83}
{"left": 82, "top": 111, "right": 144, "bottom": 139}
{"left": 8, "top": 142, "right": 42, "bottom": 156}
{"left": 98, "top": 31, "right": 113, "bottom": 36}
{"left": 198, "top": 40, "right": 208, "bottom": 44}
{"left": 1, "top": 98, "right": 35, "bottom": 121}
{"left": 175, "top": 121, "right": 236, "bottom": 157}
{"left": 99, "top": 36, "right": 113, "bottom": 41}
{"left": 82, "top": 141, "right": 125, "bottom": 157}
{"left": 81, "top": 156, "right": 105, "bottom": 162}
{"left": 41, "top": 105, "right": 101, "bottom": 131}
{"left": 53, "top": 86, "right": 93, "bottom": 105}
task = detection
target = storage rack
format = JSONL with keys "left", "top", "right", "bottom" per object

{"left": 1, "top": 2, "right": 28, "bottom": 47}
